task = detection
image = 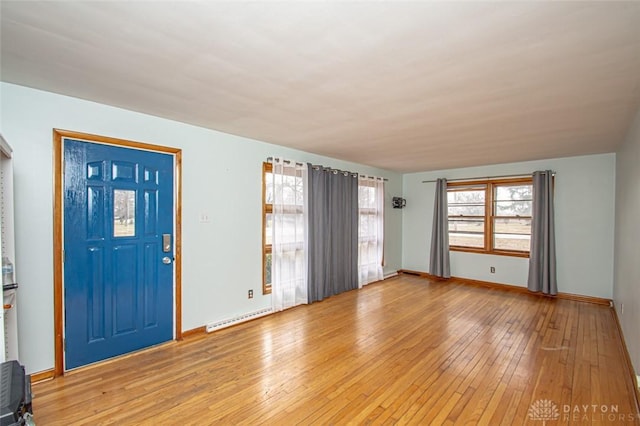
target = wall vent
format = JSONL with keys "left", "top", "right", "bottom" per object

{"left": 206, "top": 308, "right": 273, "bottom": 333}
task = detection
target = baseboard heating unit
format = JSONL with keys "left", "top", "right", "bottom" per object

{"left": 206, "top": 308, "right": 273, "bottom": 333}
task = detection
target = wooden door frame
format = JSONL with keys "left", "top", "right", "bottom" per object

{"left": 53, "top": 129, "right": 183, "bottom": 376}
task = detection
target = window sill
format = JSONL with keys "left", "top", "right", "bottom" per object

{"left": 450, "top": 247, "right": 530, "bottom": 258}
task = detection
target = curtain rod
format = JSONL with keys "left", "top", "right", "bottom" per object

{"left": 266, "top": 156, "right": 305, "bottom": 167}
{"left": 421, "top": 171, "right": 555, "bottom": 184}
{"left": 267, "top": 157, "right": 388, "bottom": 181}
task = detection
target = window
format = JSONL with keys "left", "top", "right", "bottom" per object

{"left": 113, "top": 189, "right": 135, "bottom": 237}
{"left": 262, "top": 161, "right": 306, "bottom": 295}
{"left": 358, "top": 177, "right": 384, "bottom": 285}
{"left": 447, "top": 178, "right": 532, "bottom": 256}
{"left": 447, "top": 185, "right": 486, "bottom": 249}
{"left": 264, "top": 162, "right": 386, "bottom": 292}
{"left": 262, "top": 162, "right": 273, "bottom": 294}
{"left": 493, "top": 183, "right": 532, "bottom": 252}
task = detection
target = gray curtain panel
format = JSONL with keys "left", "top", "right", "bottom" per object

{"left": 527, "top": 170, "right": 557, "bottom": 295}
{"left": 429, "top": 178, "right": 451, "bottom": 278}
{"left": 307, "top": 164, "right": 359, "bottom": 303}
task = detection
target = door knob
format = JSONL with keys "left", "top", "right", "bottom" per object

{"left": 162, "top": 256, "right": 172, "bottom": 265}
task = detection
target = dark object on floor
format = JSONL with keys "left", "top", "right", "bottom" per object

{"left": 0, "top": 360, "right": 33, "bottom": 426}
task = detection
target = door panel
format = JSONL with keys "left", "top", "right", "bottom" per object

{"left": 143, "top": 243, "right": 158, "bottom": 327}
{"left": 113, "top": 244, "right": 137, "bottom": 335}
{"left": 64, "top": 139, "right": 174, "bottom": 370}
{"left": 87, "top": 246, "right": 105, "bottom": 342}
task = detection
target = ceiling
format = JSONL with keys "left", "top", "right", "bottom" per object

{"left": 2, "top": 2, "right": 640, "bottom": 173}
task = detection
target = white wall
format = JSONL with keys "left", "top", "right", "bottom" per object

{"left": 0, "top": 82, "right": 403, "bottom": 374}
{"left": 613, "top": 107, "right": 640, "bottom": 374}
{"left": 402, "top": 154, "right": 616, "bottom": 299}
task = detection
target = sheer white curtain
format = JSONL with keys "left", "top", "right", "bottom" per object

{"left": 358, "top": 176, "right": 384, "bottom": 287}
{"left": 271, "top": 158, "right": 308, "bottom": 311}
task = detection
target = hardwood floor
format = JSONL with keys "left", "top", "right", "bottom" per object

{"left": 32, "top": 275, "right": 639, "bottom": 425}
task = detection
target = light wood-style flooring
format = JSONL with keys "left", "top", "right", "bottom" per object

{"left": 32, "top": 275, "right": 639, "bottom": 425}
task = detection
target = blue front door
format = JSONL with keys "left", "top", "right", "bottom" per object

{"left": 64, "top": 139, "right": 174, "bottom": 369}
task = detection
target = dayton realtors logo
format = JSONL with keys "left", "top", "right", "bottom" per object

{"left": 528, "top": 399, "right": 640, "bottom": 423}
{"left": 528, "top": 399, "right": 560, "bottom": 425}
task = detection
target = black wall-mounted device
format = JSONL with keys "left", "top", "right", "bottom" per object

{"left": 392, "top": 197, "right": 406, "bottom": 209}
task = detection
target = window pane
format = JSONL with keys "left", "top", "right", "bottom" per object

{"left": 265, "top": 172, "right": 273, "bottom": 204}
{"left": 114, "top": 189, "right": 135, "bottom": 237}
{"left": 265, "top": 252, "right": 272, "bottom": 286}
{"left": 494, "top": 234, "right": 531, "bottom": 251}
{"left": 495, "top": 200, "right": 532, "bottom": 216}
{"left": 493, "top": 183, "right": 532, "bottom": 252}
{"left": 358, "top": 185, "right": 376, "bottom": 208}
{"left": 448, "top": 205, "right": 485, "bottom": 216}
{"left": 449, "top": 217, "right": 484, "bottom": 248}
{"left": 493, "top": 218, "right": 531, "bottom": 251}
{"left": 448, "top": 187, "right": 485, "bottom": 248}
{"left": 265, "top": 213, "right": 273, "bottom": 245}
{"left": 273, "top": 174, "right": 303, "bottom": 206}
{"left": 359, "top": 213, "right": 370, "bottom": 236}
{"left": 494, "top": 217, "right": 531, "bottom": 234}
{"left": 359, "top": 212, "right": 380, "bottom": 243}
{"left": 273, "top": 213, "right": 304, "bottom": 244}
{"left": 493, "top": 234, "right": 531, "bottom": 251}
{"left": 448, "top": 187, "right": 485, "bottom": 204}
{"left": 448, "top": 218, "right": 484, "bottom": 233}
{"left": 449, "top": 232, "right": 484, "bottom": 248}
{"left": 494, "top": 184, "right": 532, "bottom": 216}
{"left": 495, "top": 185, "right": 532, "bottom": 201}
{"left": 448, "top": 188, "right": 485, "bottom": 217}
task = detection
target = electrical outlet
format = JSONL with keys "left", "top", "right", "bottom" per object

{"left": 248, "top": 289, "right": 253, "bottom": 299}
{"left": 490, "top": 267, "right": 495, "bottom": 273}
{"left": 199, "top": 212, "right": 210, "bottom": 223}
{"left": 621, "top": 303, "right": 624, "bottom": 315}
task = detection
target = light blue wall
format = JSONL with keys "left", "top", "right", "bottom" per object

{"left": 614, "top": 107, "right": 640, "bottom": 374}
{"left": 0, "top": 82, "right": 402, "bottom": 374}
{"left": 402, "top": 153, "right": 616, "bottom": 299}
{"left": 0, "top": 80, "right": 627, "bottom": 376}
